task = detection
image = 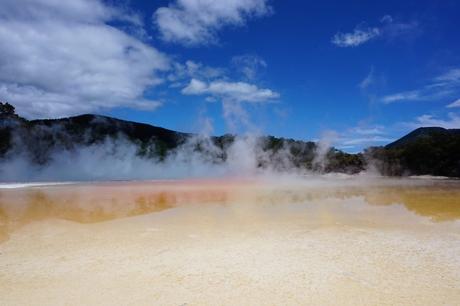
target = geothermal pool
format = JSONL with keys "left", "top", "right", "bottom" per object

{"left": 1, "top": 177, "right": 460, "bottom": 305}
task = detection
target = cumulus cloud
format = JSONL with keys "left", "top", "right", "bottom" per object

{"left": 181, "top": 77, "right": 279, "bottom": 133}
{"left": 0, "top": 0, "right": 169, "bottom": 119}
{"left": 182, "top": 79, "right": 279, "bottom": 103}
{"left": 332, "top": 15, "right": 419, "bottom": 47}
{"left": 0, "top": 0, "right": 122, "bottom": 22}
{"left": 153, "top": 0, "right": 272, "bottom": 46}
{"left": 381, "top": 68, "right": 460, "bottom": 104}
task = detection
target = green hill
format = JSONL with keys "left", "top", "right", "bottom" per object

{"left": 366, "top": 127, "right": 460, "bottom": 177}
{"left": 386, "top": 127, "right": 460, "bottom": 149}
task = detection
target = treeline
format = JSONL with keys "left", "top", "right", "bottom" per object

{"left": 0, "top": 103, "right": 364, "bottom": 174}
{"left": 1, "top": 102, "right": 459, "bottom": 177}
{"left": 365, "top": 127, "right": 460, "bottom": 177}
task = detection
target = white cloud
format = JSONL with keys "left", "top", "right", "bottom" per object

{"left": 406, "top": 113, "right": 460, "bottom": 129}
{"left": 182, "top": 78, "right": 279, "bottom": 103}
{"left": 0, "top": 0, "right": 119, "bottom": 23}
{"left": 332, "top": 15, "right": 419, "bottom": 48}
{"left": 332, "top": 26, "right": 380, "bottom": 47}
{"left": 359, "top": 67, "right": 375, "bottom": 89}
{"left": 182, "top": 79, "right": 209, "bottom": 94}
{"left": 153, "top": 0, "right": 272, "bottom": 46}
{"left": 167, "top": 60, "right": 225, "bottom": 86}
{"left": 0, "top": 0, "right": 169, "bottom": 118}
{"left": 176, "top": 57, "right": 276, "bottom": 133}
{"left": 231, "top": 54, "right": 267, "bottom": 80}
{"left": 434, "top": 68, "right": 460, "bottom": 84}
{"left": 381, "top": 68, "right": 460, "bottom": 104}
{"left": 381, "top": 17, "right": 419, "bottom": 41}
{"left": 380, "top": 15, "right": 393, "bottom": 23}
{"left": 341, "top": 136, "right": 394, "bottom": 146}
{"left": 447, "top": 98, "right": 460, "bottom": 108}
{"left": 334, "top": 124, "right": 394, "bottom": 151}
{"left": 381, "top": 90, "right": 423, "bottom": 103}
{"left": 351, "top": 125, "right": 386, "bottom": 135}
{"left": 382, "top": 89, "right": 454, "bottom": 104}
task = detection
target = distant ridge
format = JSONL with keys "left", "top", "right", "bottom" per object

{"left": 31, "top": 114, "right": 190, "bottom": 150}
{"left": 0, "top": 113, "right": 191, "bottom": 163}
{"left": 386, "top": 127, "right": 460, "bottom": 149}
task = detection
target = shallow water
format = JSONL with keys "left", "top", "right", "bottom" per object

{"left": 1, "top": 178, "right": 460, "bottom": 305}
{"left": 1, "top": 178, "right": 460, "bottom": 241}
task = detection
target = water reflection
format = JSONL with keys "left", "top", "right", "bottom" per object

{"left": 0, "top": 181, "right": 234, "bottom": 242}
{"left": 362, "top": 186, "right": 460, "bottom": 221}
{"left": 252, "top": 184, "right": 460, "bottom": 222}
{"left": 1, "top": 180, "right": 460, "bottom": 242}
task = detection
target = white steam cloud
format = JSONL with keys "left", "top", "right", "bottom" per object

{"left": 0, "top": 134, "right": 315, "bottom": 182}
{"left": 0, "top": 112, "right": 363, "bottom": 182}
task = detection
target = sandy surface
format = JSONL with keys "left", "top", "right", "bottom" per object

{"left": 1, "top": 178, "right": 460, "bottom": 305}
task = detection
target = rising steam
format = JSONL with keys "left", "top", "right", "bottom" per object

{"left": 0, "top": 103, "right": 365, "bottom": 182}
{"left": 1, "top": 132, "right": 319, "bottom": 182}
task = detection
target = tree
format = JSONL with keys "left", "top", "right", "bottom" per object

{"left": 0, "top": 102, "right": 15, "bottom": 115}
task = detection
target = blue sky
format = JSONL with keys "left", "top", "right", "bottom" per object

{"left": 1, "top": 0, "right": 460, "bottom": 152}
